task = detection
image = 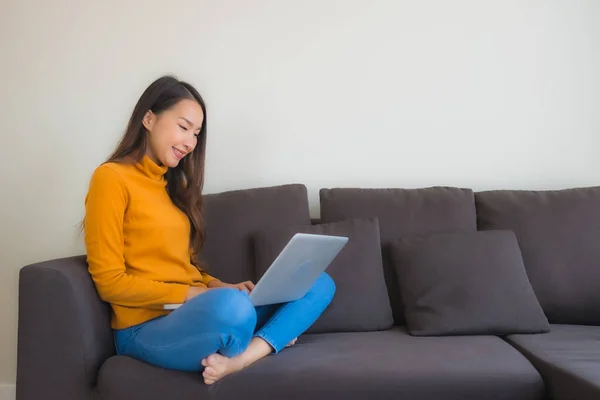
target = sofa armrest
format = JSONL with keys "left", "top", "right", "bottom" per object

{"left": 17, "top": 255, "right": 114, "bottom": 400}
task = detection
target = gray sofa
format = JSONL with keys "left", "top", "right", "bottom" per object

{"left": 16, "top": 184, "right": 600, "bottom": 400}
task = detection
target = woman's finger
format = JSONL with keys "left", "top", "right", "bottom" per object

{"left": 239, "top": 281, "right": 252, "bottom": 292}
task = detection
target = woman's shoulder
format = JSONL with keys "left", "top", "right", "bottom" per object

{"left": 92, "top": 161, "right": 123, "bottom": 178}
{"left": 85, "top": 162, "right": 133, "bottom": 208}
{"left": 93, "top": 156, "right": 139, "bottom": 176}
{"left": 89, "top": 160, "right": 133, "bottom": 190}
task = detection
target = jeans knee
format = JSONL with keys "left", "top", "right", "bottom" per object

{"left": 214, "top": 288, "right": 257, "bottom": 332}
{"left": 309, "top": 272, "right": 336, "bottom": 304}
{"left": 185, "top": 287, "right": 256, "bottom": 333}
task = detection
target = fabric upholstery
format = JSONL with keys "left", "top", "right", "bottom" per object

{"left": 210, "top": 328, "right": 545, "bottom": 400}
{"left": 96, "top": 356, "right": 211, "bottom": 400}
{"left": 17, "top": 256, "right": 114, "bottom": 400}
{"left": 97, "top": 328, "right": 545, "bottom": 400}
{"left": 390, "top": 230, "right": 549, "bottom": 336}
{"left": 506, "top": 324, "right": 600, "bottom": 400}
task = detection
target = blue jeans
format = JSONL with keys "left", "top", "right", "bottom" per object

{"left": 114, "top": 272, "right": 335, "bottom": 372}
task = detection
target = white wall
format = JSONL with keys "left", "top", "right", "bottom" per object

{"left": 1, "top": 0, "right": 599, "bottom": 389}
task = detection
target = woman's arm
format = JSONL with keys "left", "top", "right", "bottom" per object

{"left": 190, "top": 250, "right": 219, "bottom": 287}
{"left": 84, "top": 165, "right": 190, "bottom": 308}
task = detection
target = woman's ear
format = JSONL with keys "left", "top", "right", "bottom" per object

{"left": 142, "top": 110, "right": 156, "bottom": 131}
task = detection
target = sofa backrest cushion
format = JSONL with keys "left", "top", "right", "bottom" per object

{"left": 475, "top": 186, "right": 600, "bottom": 325}
{"left": 253, "top": 217, "right": 394, "bottom": 333}
{"left": 320, "top": 186, "right": 477, "bottom": 324}
{"left": 200, "top": 184, "right": 311, "bottom": 284}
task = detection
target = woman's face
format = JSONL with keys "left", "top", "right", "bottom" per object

{"left": 143, "top": 98, "right": 204, "bottom": 168}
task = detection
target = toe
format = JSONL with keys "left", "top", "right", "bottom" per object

{"left": 204, "top": 377, "right": 215, "bottom": 385}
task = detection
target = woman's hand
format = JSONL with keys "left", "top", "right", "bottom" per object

{"left": 185, "top": 285, "right": 208, "bottom": 302}
{"left": 229, "top": 281, "right": 255, "bottom": 294}
{"left": 208, "top": 279, "right": 255, "bottom": 294}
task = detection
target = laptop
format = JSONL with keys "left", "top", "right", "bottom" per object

{"left": 163, "top": 232, "right": 348, "bottom": 309}
{"left": 249, "top": 232, "right": 348, "bottom": 306}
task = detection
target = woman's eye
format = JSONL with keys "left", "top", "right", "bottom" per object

{"left": 179, "top": 125, "right": 188, "bottom": 131}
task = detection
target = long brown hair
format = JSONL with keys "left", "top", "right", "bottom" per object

{"left": 104, "top": 75, "right": 208, "bottom": 270}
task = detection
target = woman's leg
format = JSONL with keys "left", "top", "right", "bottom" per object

{"left": 114, "top": 288, "right": 256, "bottom": 372}
{"left": 202, "top": 272, "right": 336, "bottom": 383}
{"left": 254, "top": 272, "right": 336, "bottom": 352}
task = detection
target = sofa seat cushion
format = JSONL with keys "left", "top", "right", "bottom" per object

{"left": 506, "top": 324, "right": 600, "bottom": 400}
{"left": 210, "top": 327, "right": 544, "bottom": 400}
{"left": 97, "top": 328, "right": 544, "bottom": 400}
{"left": 96, "top": 355, "right": 211, "bottom": 400}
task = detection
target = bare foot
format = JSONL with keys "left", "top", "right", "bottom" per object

{"left": 286, "top": 337, "right": 297, "bottom": 347}
{"left": 201, "top": 337, "right": 273, "bottom": 385}
{"left": 201, "top": 353, "right": 244, "bottom": 385}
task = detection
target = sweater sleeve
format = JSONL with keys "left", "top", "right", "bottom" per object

{"left": 201, "top": 271, "right": 217, "bottom": 286}
{"left": 190, "top": 249, "right": 218, "bottom": 286}
{"left": 84, "top": 165, "right": 189, "bottom": 308}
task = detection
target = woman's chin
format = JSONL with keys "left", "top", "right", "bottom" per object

{"left": 164, "top": 155, "right": 181, "bottom": 168}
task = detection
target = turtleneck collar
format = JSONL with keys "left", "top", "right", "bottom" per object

{"left": 134, "top": 154, "right": 168, "bottom": 181}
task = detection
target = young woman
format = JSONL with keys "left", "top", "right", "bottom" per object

{"left": 83, "top": 76, "right": 335, "bottom": 385}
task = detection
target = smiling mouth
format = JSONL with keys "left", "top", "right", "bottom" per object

{"left": 173, "top": 147, "right": 186, "bottom": 159}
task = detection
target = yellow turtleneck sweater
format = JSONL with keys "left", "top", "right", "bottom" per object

{"left": 84, "top": 155, "right": 216, "bottom": 329}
